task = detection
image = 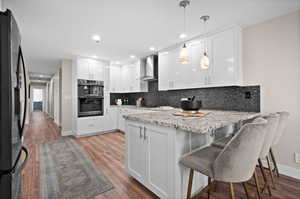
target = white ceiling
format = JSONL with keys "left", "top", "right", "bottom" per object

{"left": 3, "top": 0, "right": 300, "bottom": 75}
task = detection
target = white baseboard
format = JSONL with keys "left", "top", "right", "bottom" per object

{"left": 261, "top": 160, "right": 300, "bottom": 180}
{"left": 75, "top": 129, "right": 119, "bottom": 138}
{"left": 61, "top": 130, "right": 73, "bottom": 136}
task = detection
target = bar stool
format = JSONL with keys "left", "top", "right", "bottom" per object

{"left": 269, "top": 111, "right": 290, "bottom": 178}
{"left": 180, "top": 118, "right": 268, "bottom": 199}
{"left": 211, "top": 113, "right": 280, "bottom": 197}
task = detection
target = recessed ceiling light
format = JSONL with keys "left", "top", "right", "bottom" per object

{"left": 92, "top": 34, "right": 101, "bottom": 43}
{"left": 149, "top": 46, "right": 155, "bottom": 51}
{"left": 130, "top": 55, "right": 136, "bottom": 59}
{"left": 179, "top": 33, "right": 187, "bottom": 39}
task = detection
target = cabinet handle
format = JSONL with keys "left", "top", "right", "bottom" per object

{"left": 143, "top": 127, "right": 146, "bottom": 140}
{"left": 139, "top": 127, "right": 143, "bottom": 139}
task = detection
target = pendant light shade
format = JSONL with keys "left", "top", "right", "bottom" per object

{"left": 178, "top": 0, "right": 190, "bottom": 64}
{"left": 200, "top": 15, "right": 210, "bottom": 69}
{"left": 179, "top": 43, "right": 189, "bottom": 64}
{"left": 200, "top": 52, "right": 209, "bottom": 69}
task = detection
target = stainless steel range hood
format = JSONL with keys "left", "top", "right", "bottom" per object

{"left": 141, "top": 55, "right": 158, "bottom": 81}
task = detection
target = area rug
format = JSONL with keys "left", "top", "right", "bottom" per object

{"left": 39, "top": 138, "right": 113, "bottom": 199}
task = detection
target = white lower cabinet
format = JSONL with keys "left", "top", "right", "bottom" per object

{"left": 127, "top": 124, "right": 147, "bottom": 183}
{"left": 146, "top": 127, "right": 172, "bottom": 198}
{"left": 76, "top": 107, "right": 118, "bottom": 136}
{"left": 126, "top": 121, "right": 174, "bottom": 199}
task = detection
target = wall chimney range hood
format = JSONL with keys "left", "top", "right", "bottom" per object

{"left": 141, "top": 55, "right": 158, "bottom": 81}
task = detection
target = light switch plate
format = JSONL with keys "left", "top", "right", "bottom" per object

{"left": 295, "top": 152, "right": 300, "bottom": 163}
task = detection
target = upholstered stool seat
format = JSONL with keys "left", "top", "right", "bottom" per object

{"left": 181, "top": 146, "right": 223, "bottom": 177}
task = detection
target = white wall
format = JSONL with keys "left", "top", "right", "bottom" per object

{"left": 60, "top": 59, "right": 73, "bottom": 136}
{"left": 243, "top": 10, "right": 300, "bottom": 170}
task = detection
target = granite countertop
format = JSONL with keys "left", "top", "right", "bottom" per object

{"left": 123, "top": 109, "right": 260, "bottom": 134}
{"left": 110, "top": 105, "right": 175, "bottom": 111}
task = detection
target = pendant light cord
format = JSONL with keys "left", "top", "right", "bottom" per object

{"left": 203, "top": 18, "right": 208, "bottom": 54}
{"left": 183, "top": 7, "right": 186, "bottom": 33}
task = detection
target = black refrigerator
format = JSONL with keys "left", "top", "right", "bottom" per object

{"left": 0, "top": 9, "right": 29, "bottom": 199}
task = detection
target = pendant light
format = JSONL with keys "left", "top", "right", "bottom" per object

{"left": 178, "top": 0, "right": 190, "bottom": 64}
{"left": 179, "top": 43, "right": 189, "bottom": 64}
{"left": 200, "top": 15, "right": 210, "bottom": 69}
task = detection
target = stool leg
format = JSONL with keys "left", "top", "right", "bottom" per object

{"left": 270, "top": 148, "right": 280, "bottom": 177}
{"left": 229, "top": 183, "right": 235, "bottom": 199}
{"left": 266, "top": 155, "right": 276, "bottom": 189}
{"left": 253, "top": 170, "right": 262, "bottom": 199}
{"left": 258, "top": 158, "right": 272, "bottom": 196}
{"left": 242, "top": 182, "right": 251, "bottom": 199}
{"left": 208, "top": 177, "right": 211, "bottom": 199}
{"left": 187, "top": 169, "right": 194, "bottom": 199}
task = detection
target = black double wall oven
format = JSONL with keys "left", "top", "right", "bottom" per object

{"left": 78, "top": 79, "right": 104, "bottom": 117}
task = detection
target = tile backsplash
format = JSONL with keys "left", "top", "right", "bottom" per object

{"left": 110, "top": 86, "right": 260, "bottom": 112}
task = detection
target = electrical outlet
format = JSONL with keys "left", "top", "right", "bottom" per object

{"left": 295, "top": 152, "right": 300, "bottom": 163}
{"left": 245, "top": 91, "right": 251, "bottom": 99}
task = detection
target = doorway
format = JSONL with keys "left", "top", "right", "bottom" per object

{"left": 33, "top": 88, "right": 44, "bottom": 111}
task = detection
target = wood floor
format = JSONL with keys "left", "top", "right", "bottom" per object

{"left": 22, "top": 111, "right": 300, "bottom": 199}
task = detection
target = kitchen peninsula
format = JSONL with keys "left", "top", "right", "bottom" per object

{"left": 124, "top": 109, "right": 260, "bottom": 199}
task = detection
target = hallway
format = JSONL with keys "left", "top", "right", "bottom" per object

{"left": 22, "top": 111, "right": 300, "bottom": 199}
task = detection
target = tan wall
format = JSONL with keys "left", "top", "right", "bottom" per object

{"left": 243, "top": 11, "right": 300, "bottom": 169}
{"left": 60, "top": 59, "right": 73, "bottom": 135}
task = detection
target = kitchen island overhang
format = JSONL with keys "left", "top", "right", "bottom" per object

{"left": 124, "top": 109, "right": 260, "bottom": 199}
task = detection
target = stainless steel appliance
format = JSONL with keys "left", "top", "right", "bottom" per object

{"left": 0, "top": 10, "right": 29, "bottom": 199}
{"left": 141, "top": 55, "right": 158, "bottom": 81}
{"left": 78, "top": 79, "right": 104, "bottom": 117}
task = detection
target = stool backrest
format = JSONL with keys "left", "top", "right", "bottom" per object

{"left": 259, "top": 113, "right": 280, "bottom": 158}
{"left": 272, "top": 111, "right": 290, "bottom": 146}
{"left": 213, "top": 118, "right": 268, "bottom": 183}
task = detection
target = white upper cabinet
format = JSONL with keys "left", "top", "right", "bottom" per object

{"left": 210, "top": 28, "right": 241, "bottom": 86}
{"left": 109, "top": 65, "right": 121, "bottom": 92}
{"left": 76, "top": 58, "right": 105, "bottom": 81}
{"left": 158, "top": 26, "right": 242, "bottom": 90}
{"left": 77, "top": 59, "right": 90, "bottom": 80}
{"left": 109, "top": 61, "right": 148, "bottom": 93}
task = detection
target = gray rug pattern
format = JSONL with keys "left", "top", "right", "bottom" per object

{"left": 39, "top": 138, "right": 113, "bottom": 199}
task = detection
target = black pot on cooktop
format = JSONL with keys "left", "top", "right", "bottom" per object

{"left": 180, "top": 96, "right": 202, "bottom": 111}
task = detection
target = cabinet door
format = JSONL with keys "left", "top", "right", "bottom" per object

{"left": 93, "top": 60, "right": 105, "bottom": 81}
{"left": 210, "top": 29, "right": 239, "bottom": 86}
{"left": 127, "top": 124, "right": 146, "bottom": 182}
{"left": 126, "top": 64, "right": 139, "bottom": 92}
{"left": 190, "top": 41, "right": 211, "bottom": 87}
{"left": 158, "top": 50, "right": 178, "bottom": 90}
{"left": 120, "top": 66, "right": 130, "bottom": 92}
{"left": 88, "top": 60, "right": 104, "bottom": 81}
{"left": 118, "top": 109, "right": 126, "bottom": 132}
{"left": 107, "top": 107, "right": 118, "bottom": 130}
{"left": 110, "top": 66, "right": 120, "bottom": 92}
{"left": 77, "top": 59, "right": 90, "bottom": 80}
{"left": 145, "top": 127, "right": 170, "bottom": 198}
